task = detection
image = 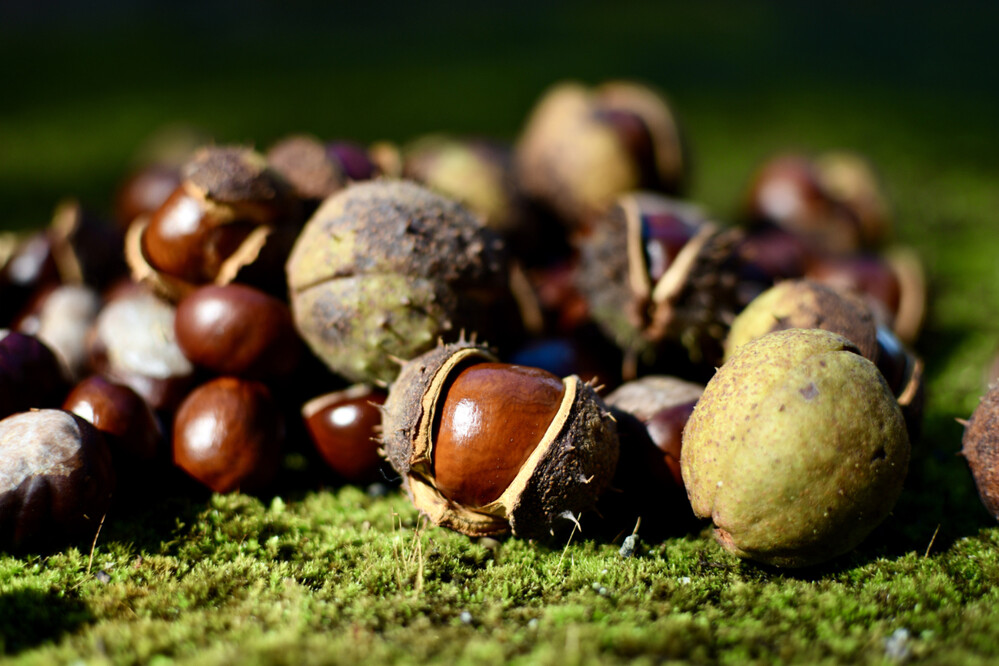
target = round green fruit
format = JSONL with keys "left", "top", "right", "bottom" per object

{"left": 680, "top": 328, "right": 909, "bottom": 567}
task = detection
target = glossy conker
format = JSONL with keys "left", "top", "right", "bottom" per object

{"left": 172, "top": 377, "right": 283, "bottom": 493}
{"left": 0, "top": 331, "right": 69, "bottom": 420}
{"left": 175, "top": 284, "right": 300, "bottom": 378}
{"left": 382, "top": 339, "right": 619, "bottom": 539}
{"left": 0, "top": 409, "right": 114, "bottom": 552}
{"left": 432, "top": 362, "right": 566, "bottom": 508}
{"left": 63, "top": 375, "right": 163, "bottom": 466}
{"left": 302, "top": 384, "right": 387, "bottom": 484}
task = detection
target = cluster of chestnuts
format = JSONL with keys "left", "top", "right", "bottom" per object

{"left": 0, "top": 78, "right": 955, "bottom": 569}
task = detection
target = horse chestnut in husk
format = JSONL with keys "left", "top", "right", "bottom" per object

{"left": 0, "top": 409, "right": 115, "bottom": 552}
{"left": 382, "top": 339, "right": 619, "bottom": 539}
{"left": 961, "top": 384, "right": 999, "bottom": 520}
{"left": 286, "top": 181, "right": 509, "bottom": 384}
{"left": 681, "top": 328, "right": 909, "bottom": 567}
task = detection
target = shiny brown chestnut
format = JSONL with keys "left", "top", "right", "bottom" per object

{"left": 0, "top": 409, "right": 114, "bottom": 552}
{"left": 63, "top": 375, "right": 163, "bottom": 466}
{"left": 962, "top": 383, "right": 999, "bottom": 520}
{"left": 175, "top": 284, "right": 300, "bottom": 378}
{"left": 382, "top": 339, "right": 619, "bottom": 539}
{"left": 302, "top": 384, "right": 387, "bottom": 484}
{"left": 173, "top": 377, "right": 283, "bottom": 493}
{"left": 127, "top": 145, "right": 297, "bottom": 300}
{"left": 0, "top": 331, "right": 69, "bottom": 420}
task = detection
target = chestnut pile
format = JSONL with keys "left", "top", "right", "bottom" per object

{"left": 1, "top": 79, "right": 935, "bottom": 567}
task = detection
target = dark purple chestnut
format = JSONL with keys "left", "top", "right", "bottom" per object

{"left": 172, "top": 377, "right": 283, "bottom": 493}
{"left": 0, "top": 409, "right": 114, "bottom": 552}
{"left": 0, "top": 331, "right": 69, "bottom": 420}
{"left": 302, "top": 384, "right": 387, "bottom": 484}
{"left": 174, "top": 284, "right": 300, "bottom": 378}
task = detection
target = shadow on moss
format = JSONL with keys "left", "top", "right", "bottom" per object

{"left": 0, "top": 587, "right": 91, "bottom": 654}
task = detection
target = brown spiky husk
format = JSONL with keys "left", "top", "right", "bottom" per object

{"left": 963, "top": 383, "right": 999, "bottom": 520}
{"left": 577, "top": 196, "right": 746, "bottom": 367}
{"left": 381, "top": 339, "right": 619, "bottom": 540}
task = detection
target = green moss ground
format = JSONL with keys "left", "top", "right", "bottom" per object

{"left": 4, "top": 3, "right": 999, "bottom": 663}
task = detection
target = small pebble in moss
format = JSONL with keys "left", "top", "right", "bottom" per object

{"left": 619, "top": 534, "right": 639, "bottom": 558}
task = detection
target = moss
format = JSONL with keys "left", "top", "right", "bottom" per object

{"left": 4, "top": 5, "right": 999, "bottom": 663}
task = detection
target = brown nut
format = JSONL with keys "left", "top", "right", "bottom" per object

{"left": 0, "top": 331, "right": 70, "bottom": 420}
{"left": 381, "top": 339, "right": 619, "bottom": 540}
{"left": 0, "top": 409, "right": 114, "bottom": 552}
{"left": 88, "top": 290, "right": 195, "bottom": 412}
{"left": 127, "top": 146, "right": 298, "bottom": 300}
{"left": 114, "top": 163, "right": 183, "bottom": 230}
{"left": 174, "top": 284, "right": 300, "bottom": 378}
{"left": 15, "top": 283, "right": 101, "bottom": 381}
{"left": 172, "top": 377, "right": 283, "bottom": 494}
{"left": 63, "top": 375, "right": 163, "bottom": 467}
{"left": 302, "top": 384, "right": 387, "bottom": 484}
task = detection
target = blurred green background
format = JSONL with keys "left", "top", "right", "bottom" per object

{"left": 3, "top": 1, "right": 998, "bottom": 231}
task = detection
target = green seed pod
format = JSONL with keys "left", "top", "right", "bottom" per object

{"left": 285, "top": 181, "right": 509, "bottom": 384}
{"left": 681, "top": 328, "right": 909, "bottom": 568}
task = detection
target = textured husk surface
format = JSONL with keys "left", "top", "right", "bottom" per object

{"left": 962, "top": 383, "right": 999, "bottom": 519}
{"left": 382, "top": 340, "right": 620, "bottom": 540}
{"left": 286, "top": 181, "right": 507, "bottom": 384}
{"left": 681, "top": 328, "right": 910, "bottom": 568}
{"left": 578, "top": 194, "right": 745, "bottom": 366}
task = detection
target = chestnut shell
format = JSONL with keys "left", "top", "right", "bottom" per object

{"left": 382, "top": 339, "right": 619, "bottom": 540}
{"left": 0, "top": 409, "right": 115, "bottom": 553}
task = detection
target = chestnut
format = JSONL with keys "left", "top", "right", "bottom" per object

{"left": 267, "top": 135, "right": 348, "bottom": 205}
{"left": 174, "top": 284, "right": 300, "bottom": 378}
{"left": 382, "top": 339, "right": 619, "bottom": 539}
{"left": 114, "top": 163, "right": 183, "bottom": 230}
{"left": 743, "top": 153, "right": 864, "bottom": 254}
{"left": 63, "top": 375, "right": 163, "bottom": 467}
{"left": 88, "top": 289, "right": 195, "bottom": 412}
{"left": 172, "top": 377, "right": 283, "bottom": 493}
{"left": 0, "top": 331, "right": 69, "bottom": 420}
{"left": 0, "top": 409, "right": 114, "bottom": 552}
{"left": 302, "top": 384, "right": 387, "bottom": 484}
{"left": 15, "top": 283, "right": 101, "bottom": 380}
{"left": 127, "top": 145, "right": 298, "bottom": 300}
{"left": 605, "top": 376, "right": 703, "bottom": 491}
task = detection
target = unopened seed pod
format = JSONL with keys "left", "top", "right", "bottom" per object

{"left": 382, "top": 339, "right": 619, "bottom": 540}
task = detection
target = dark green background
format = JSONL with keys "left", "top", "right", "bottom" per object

{"left": 3, "top": 1, "right": 998, "bottom": 229}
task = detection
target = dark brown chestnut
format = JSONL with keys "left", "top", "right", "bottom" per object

{"left": 0, "top": 331, "right": 69, "bottom": 420}
{"left": 63, "top": 375, "right": 163, "bottom": 466}
{"left": 0, "top": 409, "right": 114, "bottom": 552}
{"left": 302, "top": 384, "right": 387, "bottom": 484}
{"left": 175, "top": 284, "right": 300, "bottom": 378}
{"left": 172, "top": 377, "right": 283, "bottom": 493}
